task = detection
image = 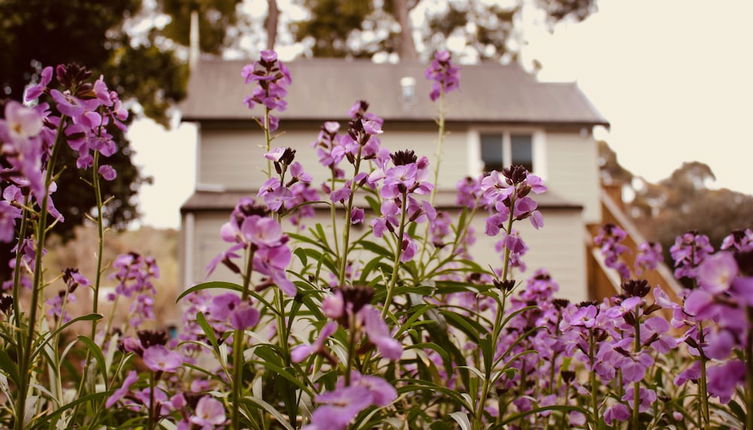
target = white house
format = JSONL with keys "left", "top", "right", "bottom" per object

{"left": 178, "top": 58, "right": 609, "bottom": 301}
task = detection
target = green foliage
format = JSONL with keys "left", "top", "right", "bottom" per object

{"left": 158, "top": 0, "right": 244, "bottom": 54}
{"left": 294, "top": 0, "right": 376, "bottom": 57}
{"left": 598, "top": 141, "right": 753, "bottom": 255}
{"left": 294, "top": 0, "right": 598, "bottom": 61}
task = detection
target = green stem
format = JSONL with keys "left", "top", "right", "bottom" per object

{"left": 380, "top": 190, "right": 409, "bottom": 319}
{"left": 329, "top": 173, "right": 340, "bottom": 259}
{"left": 231, "top": 249, "right": 255, "bottom": 430}
{"left": 745, "top": 307, "right": 753, "bottom": 430}
{"left": 264, "top": 108, "right": 272, "bottom": 179}
{"left": 148, "top": 372, "right": 157, "bottom": 430}
{"left": 417, "top": 92, "right": 446, "bottom": 269}
{"left": 589, "top": 329, "right": 599, "bottom": 429}
{"left": 473, "top": 207, "right": 515, "bottom": 430}
{"left": 696, "top": 321, "right": 710, "bottom": 429}
{"left": 344, "top": 312, "right": 358, "bottom": 386}
{"left": 338, "top": 145, "right": 363, "bottom": 287}
{"left": 15, "top": 117, "right": 66, "bottom": 430}
{"left": 78, "top": 151, "right": 106, "bottom": 398}
{"left": 632, "top": 311, "right": 641, "bottom": 430}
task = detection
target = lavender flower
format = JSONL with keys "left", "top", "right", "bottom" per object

{"left": 424, "top": 50, "right": 460, "bottom": 101}
{"left": 241, "top": 50, "right": 291, "bottom": 131}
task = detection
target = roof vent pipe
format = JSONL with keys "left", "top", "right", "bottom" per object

{"left": 400, "top": 76, "right": 416, "bottom": 102}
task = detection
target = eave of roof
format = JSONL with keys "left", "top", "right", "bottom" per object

{"left": 180, "top": 189, "right": 583, "bottom": 213}
{"left": 180, "top": 58, "right": 609, "bottom": 127}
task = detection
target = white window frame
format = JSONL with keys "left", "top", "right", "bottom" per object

{"left": 467, "top": 126, "right": 547, "bottom": 180}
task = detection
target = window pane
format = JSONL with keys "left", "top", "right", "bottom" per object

{"left": 511, "top": 134, "right": 533, "bottom": 172}
{"left": 480, "top": 133, "right": 504, "bottom": 173}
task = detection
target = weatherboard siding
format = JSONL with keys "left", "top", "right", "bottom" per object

{"left": 198, "top": 125, "right": 470, "bottom": 191}
{"left": 545, "top": 132, "right": 601, "bottom": 223}
{"left": 188, "top": 207, "right": 587, "bottom": 302}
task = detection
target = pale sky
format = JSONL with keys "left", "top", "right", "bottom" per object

{"left": 127, "top": 0, "right": 753, "bottom": 228}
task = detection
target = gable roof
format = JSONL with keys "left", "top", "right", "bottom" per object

{"left": 181, "top": 58, "right": 609, "bottom": 127}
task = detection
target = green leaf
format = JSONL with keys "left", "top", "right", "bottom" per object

{"left": 176, "top": 281, "right": 243, "bottom": 303}
{"left": 439, "top": 310, "right": 482, "bottom": 344}
{"left": 31, "top": 313, "right": 103, "bottom": 361}
{"left": 242, "top": 396, "right": 295, "bottom": 430}
{"left": 0, "top": 350, "right": 19, "bottom": 386}
{"left": 397, "top": 379, "right": 473, "bottom": 412}
{"left": 77, "top": 336, "right": 108, "bottom": 388}
{"left": 359, "top": 240, "right": 393, "bottom": 258}
{"left": 31, "top": 392, "right": 108, "bottom": 429}
{"left": 196, "top": 312, "right": 219, "bottom": 351}
{"left": 489, "top": 405, "right": 591, "bottom": 429}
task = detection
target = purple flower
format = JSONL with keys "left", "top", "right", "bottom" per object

{"left": 620, "top": 386, "right": 657, "bottom": 413}
{"left": 721, "top": 229, "right": 753, "bottom": 252}
{"left": 635, "top": 241, "right": 662, "bottom": 275}
{"left": 105, "top": 371, "right": 139, "bottom": 408}
{"left": 697, "top": 251, "right": 737, "bottom": 293}
{"left": 24, "top": 66, "right": 53, "bottom": 102}
{"left": 230, "top": 302, "right": 260, "bottom": 330}
{"left": 593, "top": 223, "right": 630, "bottom": 280}
{"left": 424, "top": 50, "right": 460, "bottom": 101}
{"left": 322, "top": 292, "right": 345, "bottom": 319}
{"left": 604, "top": 403, "right": 630, "bottom": 425}
{"left": 189, "top": 396, "right": 226, "bottom": 428}
{"left": 350, "top": 207, "right": 365, "bottom": 225}
{"left": 670, "top": 231, "right": 713, "bottom": 280}
{"left": 2, "top": 101, "right": 43, "bottom": 141}
{"left": 707, "top": 360, "right": 745, "bottom": 403}
{"left": 304, "top": 386, "right": 372, "bottom": 430}
{"left": 142, "top": 345, "right": 183, "bottom": 373}
{"left": 0, "top": 201, "right": 21, "bottom": 243}
{"left": 241, "top": 50, "right": 291, "bottom": 131}
{"left": 291, "top": 321, "right": 338, "bottom": 363}
{"left": 98, "top": 164, "right": 116, "bottom": 181}
{"left": 361, "top": 305, "right": 402, "bottom": 360}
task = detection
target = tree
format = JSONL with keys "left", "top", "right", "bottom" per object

{"left": 0, "top": 0, "right": 246, "bottom": 283}
{"left": 597, "top": 141, "right": 753, "bottom": 256}
{"left": 157, "top": 0, "right": 244, "bottom": 54}
{"left": 293, "top": 0, "right": 597, "bottom": 61}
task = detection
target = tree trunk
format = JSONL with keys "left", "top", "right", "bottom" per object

{"left": 393, "top": 0, "right": 417, "bottom": 61}
{"left": 265, "top": 0, "right": 279, "bottom": 50}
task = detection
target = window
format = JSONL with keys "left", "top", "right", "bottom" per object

{"left": 479, "top": 132, "right": 534, "bottom": 174}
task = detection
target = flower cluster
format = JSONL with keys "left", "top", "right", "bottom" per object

{"left": 424, "top": 50, "right": 460, "bottom": 101}
{"left": 258, "top": 146, "right": 318, "bottom": 226}
{"left": 670, "top": 230, "right": 713, "bottom": 280}
{"left": 593, "top": 223, "right": 630, "bottom": 279}
{"left": 108, "top": 252, "right": 160, "bottom": 328}
{"left": 208, "top": 200, "right": 296, "bottom": 296}
{"left": 242, "top": 50, "right": 291, "bottom": 131}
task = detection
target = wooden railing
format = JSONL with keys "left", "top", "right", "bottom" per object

{"left": 586, "top": 189, "right": 682, "bottom": 303}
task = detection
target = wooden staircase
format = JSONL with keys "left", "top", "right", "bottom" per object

{"left": 586, "top": 185, "right": 682, "bottom": 303}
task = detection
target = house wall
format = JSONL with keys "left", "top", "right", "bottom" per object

{"left": 196, "top": 123, "right": 601, "bottom": 222}
{"left": 187, "top": 206, "right": 588, "bottom": 302}
{"left": 197, "top": 123, "right": 469, "bottom": 191}
{"left": 545, "top": 131, "right": 601, "bottom": 223}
